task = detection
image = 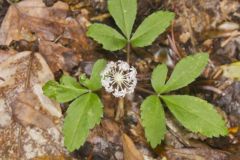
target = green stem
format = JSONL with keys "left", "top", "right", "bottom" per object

{"left": 115, "top": 43, "right": 131, "bottom": 121}
{"left": 127, "top": 42, "right": 131, "bottom": 64}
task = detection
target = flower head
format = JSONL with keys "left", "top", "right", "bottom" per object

{"left": 101, "top": 60, "right": 137, "bottom": 97}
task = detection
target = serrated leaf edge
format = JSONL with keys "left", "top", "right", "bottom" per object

{"left": 140, "top": 95, "right": 166, "bottom": 147}
{"left": 161, "top": 95, "right": 228, "bottom": 137}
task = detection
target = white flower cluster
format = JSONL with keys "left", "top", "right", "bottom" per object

{"left": 101, "top": 60, "right": 137, "bottom": 97}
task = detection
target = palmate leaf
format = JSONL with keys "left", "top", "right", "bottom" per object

{"left": 80, "top": 59, "right": 107, "bottom": 91}
{"left": 151, "top": 64, "right": 168, "bottom": 93}
{"left": 108, "top": 0, "right": 137, "bottom": 40}
{"left": 43, "top": 75, "right": 88, "bottom": 103}
{"left": 161, "top": 95, "right": 228, "bottom": 137}
{"left": 131, "top": 11, "right": 175, "bottom": 47}
{"left": 87, "top": 24, "right": 127, "bottom": 51}
{"left": 141, "top": 95, "right": 166, "bottom": 148}
{"left": 63, "top": 93, "right": 103, "bottom": 151}
{"left": 159, "top": 53, "right": 209, "bottom": 93}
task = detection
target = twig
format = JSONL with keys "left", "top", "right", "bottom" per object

{"left": 136, "top": 87, "right": 155, "bottom": 95}
{"left": 90, "top": 13, "right": 111, "bottom": 21}
{"left": 165, "top": 117, "right": 191, "bottom": 147}
{"left": 17, "top": 123, "right": 24, "bottom": 159}
{"left": 168, "top": 35, "right": 179, "bottom": 61}
{"left": 212, "top": 30, "right": 240, "bottom": 38}
{"left": 54, "top": 34, "right": 63, "bottom": 43}
{"left": 197, "top": 85, "right": 224, "bottom": 96}
{"left": 221, "top": 30, "right": 240, "bottom": 47}
{"left": 169, "top": 21, "right": 183, "bottom": 59}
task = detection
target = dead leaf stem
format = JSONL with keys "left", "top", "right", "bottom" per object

{"left": 24, "top": 40, "right": 38, "bottom": 89}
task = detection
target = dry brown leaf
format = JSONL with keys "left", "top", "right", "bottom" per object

{"left": 0, "top": 50, "right": 66, "bottom": 159}
{"left": 0, "top": 0, "right": 89, "bottom": 46}
{"left": 0, "top": 49, "right": 16, "bottom": 63}
{"left": 39, "top": 40, "right": 82, "bottom": 73}
{"left": 0, "top": 0, "right": 91, "bottom": 72}
{"left": 122, "top": 133, "right": 144, "bottom": 160}
{"left": 11, "top": 89, "right": 56, "bottom": 130}
{"left": 0, "top": 0, "right": 67, "bottom": 44}
{"left": 0, "top": 50, "right": 61, "bottom": 113}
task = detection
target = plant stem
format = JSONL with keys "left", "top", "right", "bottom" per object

{"left": 127, "top": 42, "right": 131, "bottom": 64}
{"left": 115, "top": 43, "right": 131, "bottom": 121}
{"left": 115, "top": 97, "right": 124, "bottom": 121}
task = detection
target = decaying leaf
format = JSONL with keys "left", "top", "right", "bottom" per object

{"left": 0, "top": 0, "right": 88, "bottom": 45}
{"left": 221, "top": 62, "right": 240, "bottom": 81}
{"left": 39, "top": 40, "right": 82, "bottom": 73}
{"left": 122, "top": 133, "right": 144, "bottom": 160}
{"left": 0, "top": 49, "right": 16, "bottom": 63}
{"left": 0, "top": 50, "right": 66, "bottom": 159}
{"left": 0, "top": 0, "right": 90, "bottom": 73}
{"left": 11, "top": 89, "right": 56, "bottom": 130}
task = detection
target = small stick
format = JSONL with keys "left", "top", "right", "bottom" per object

{"left": 197, "top": 85, "right": 224, "bottom": 95}
{"left": 170, "top": 21, "right": 183, "bottom": 58}
{"left": 90, "top": 13, "right": 111, "bottom": 21}
{"left": 54, "top": 34, "right": 63, "bottom": 43}
{"left": 136, "top": 87, "right": 155, "bottom": 95}
{"left": 221, "top": 30, "right": 240, "bottom": 47}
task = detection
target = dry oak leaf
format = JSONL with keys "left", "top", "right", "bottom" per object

{"left": 39, "top": 40, "right": 82, "bottom": 73}
{"left": 122, "top": 133, "right": 144, "bottom": 160}
{"left": 0, "top": 50, "right": 66, "bottom": 159}
{"left": 0, "top": 0, "right": 92, "bottom": 73}
{"left": 0, "top": 0, "right": 89, "bottom": 47}
{"left": 0, "top": 50, "right": 62, "bottom": 126}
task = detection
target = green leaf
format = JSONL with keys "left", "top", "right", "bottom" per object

{"left": 60, "top": 75, "right": 81, "bottom": 87}
{"left": 63, "top": 93, "right": 103, "bottom": 151}
{"left": 43, "top": 75, "right": 88, "bottom": 103}
{"left": 80, "top": 59, "right": 107, "bottom": 91}
{"left": 161, "top": 95, "right": 228, "bottom": 137}
{"left": 87, "top": 23, "right": 127, "bottom": 51}
{"left": 151, "top": 64, "right": 168, "bottom": 93}
{"left": 160, "top": 53, "right": 209, "bottom": 93}
{"left": 108, "top": 0, "right": 137, "bottom": 40}
{"left": 131, "top": 11, "right": 175, "bottom": 47}
{"left": 141, "top": 95, "right": 166, "bottom": 148}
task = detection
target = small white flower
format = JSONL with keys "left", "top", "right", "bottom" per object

{"left": 101, "top": 60, "right": 137, "bottom": 97}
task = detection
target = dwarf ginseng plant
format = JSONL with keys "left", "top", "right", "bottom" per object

{"left": 43, "top": 0, "right": 228, "bottom": 152}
